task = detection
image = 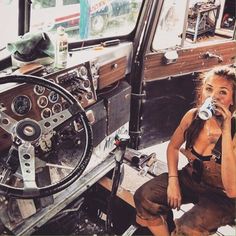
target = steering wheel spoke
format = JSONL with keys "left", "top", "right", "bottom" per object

{"left": 0, "top": 110, "right": 17, "bottom": 134}
{"left": 18, "top": 143, "right": 37, "bottom": 190}
{"left": 39, "top": 108, "right": 74, "bottom": 135}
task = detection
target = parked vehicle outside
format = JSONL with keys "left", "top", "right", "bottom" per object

{"left": 31, "top": 0, "right": 140, "bottom": 40}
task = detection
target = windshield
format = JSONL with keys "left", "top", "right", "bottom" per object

{"left": 30, "top": 0, "right": 142, "bottom": 42}
{"left": 0, "top": 0, "right": 142, "bottom": 60}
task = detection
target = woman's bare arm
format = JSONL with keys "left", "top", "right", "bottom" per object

{"left": 166, "top": 108, "right": 196, "bottom": 209}
{"left": 167, "top": 108, "right": 196, "bottom": 176}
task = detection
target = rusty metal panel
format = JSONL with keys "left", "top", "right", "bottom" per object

{"left": 99, "top": 81, "right": 131, "bottom": 135}
{"left": 85, "top": 99, "right": 107, "bottom": 146}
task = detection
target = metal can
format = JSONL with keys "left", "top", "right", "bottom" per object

{"left": 198, "top": 97, "right": 215, "bottom": 120}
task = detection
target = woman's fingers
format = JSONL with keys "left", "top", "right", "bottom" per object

{"left": 214, "top": 101, "right": 232, "bottom": 120}
{"left": 216, "top": 107, "right": 230, "bottom": 118}
{"left": 215, "top": 101, "right": 230, "bottom": 113}
{"left": 168, "top": 196, "right": 181, "bottom": 209}
{"left": 177, "top": 198, "right": 181, "bottom": 210}
{"left": 167, "top": 184, "right": 181, "bottom": 209}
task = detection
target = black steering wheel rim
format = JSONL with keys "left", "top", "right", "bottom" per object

{"left": 0, "top": 74, "right": 93, "bottom": 198}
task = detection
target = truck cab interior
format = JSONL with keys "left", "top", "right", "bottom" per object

{"left": 0, "top": 0, "right": 235, "bottom": 235}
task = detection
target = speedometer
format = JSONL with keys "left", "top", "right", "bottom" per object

{"left": 11, "top": 95, "right": 32, "bottom": 116}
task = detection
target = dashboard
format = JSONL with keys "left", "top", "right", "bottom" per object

{"left": 0, "top": 42, "right": 132, "bottom": 152}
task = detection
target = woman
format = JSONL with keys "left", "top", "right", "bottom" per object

{"left": 134, "top": 66, "right": 236, "bottom": 236}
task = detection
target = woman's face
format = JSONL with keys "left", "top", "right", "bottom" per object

{"left": 202, "top": 75, "right": 234, "bottom": 110}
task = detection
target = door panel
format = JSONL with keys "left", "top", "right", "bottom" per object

{"left": 144, "top": 41, "right": 236, "bottom": 81}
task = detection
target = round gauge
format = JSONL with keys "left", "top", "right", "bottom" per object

{"left": 83, "top": 79, "right": 90, "bottom": 88}
{"left": 62, "top": 102, "right": 70, "bottom": 110}
{"left": 33, "top": 85, "right": 45, "bottom": 95}
{"left": 52, "top": 103, "right": 62, "bottom": 114}
{"left": 12, "top": 95, "right": 32, "bottom": 116}
{"left": 48, "top": 91, "right": 59, "bottom": 103}
{"left": 41, "top": 108, "right": 52, "bottom": 119}
{"left": 86, "top": 91, "right": 93, "bottom": 100}
{"left": 37, "top": 96, "right": 48, "bottom": 108}
{"left": 78, "top": 66, "right": 88, "bottom": 79}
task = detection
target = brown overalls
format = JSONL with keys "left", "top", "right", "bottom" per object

{"left": 134, "top": 120, "right": 236, "bottom": 235}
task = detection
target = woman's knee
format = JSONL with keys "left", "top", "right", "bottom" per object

{"left": 134, "top": 184, "right": 147, "bottom": 210}
{"left": 134, "top": 173, "right": 169, "bottom": 208}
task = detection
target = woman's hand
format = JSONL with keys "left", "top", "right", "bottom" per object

{"left": 167, "top": 177, "right": 182, "bottom": 210}
{"left": 214, "top": 101, "right": 232, "bottom": 132}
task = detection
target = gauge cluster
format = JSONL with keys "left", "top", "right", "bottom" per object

{"left": 44, "top": 61, "right": 98, "bottom": 109}
{"left": 27, "top": 60, "right": 98, "bottom": 120}
{"left": 0, "top": 60, "right": 98, "bottom": 121}
{"left": 32, "top": 85, "right": 63, "bottom": 119}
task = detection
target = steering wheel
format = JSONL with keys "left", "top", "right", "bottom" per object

{"left": 0, "top": 75, "right": 93, "bottom": 198}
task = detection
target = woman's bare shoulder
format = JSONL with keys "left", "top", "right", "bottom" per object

{"left": 181, "top": 108, "right": 197, "bottom": 123}
{"left": 177, "top": 108, "right": 198, "bottom": 132}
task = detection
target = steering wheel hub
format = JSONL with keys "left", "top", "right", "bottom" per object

{"left": 16, "top": 119, "right": 41, "bottom": 142}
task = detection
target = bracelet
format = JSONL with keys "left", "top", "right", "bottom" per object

{"left": 168, "top": 175, "right": 178, "bottom": 178}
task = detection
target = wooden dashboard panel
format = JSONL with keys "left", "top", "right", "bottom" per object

{"left": 98, "top": 56, "right": 127, "bottom": 90}
{"left": 144, "top": 41, "right": 236, "bottom": 81}
{"left": 0, "top": 84, "right": 39, "bottom": 150}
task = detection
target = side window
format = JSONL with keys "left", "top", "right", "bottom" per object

{"left": 152, "top": 0, "right": 188, "bottom": 50}
{"left": 152, "top": 0, "right": 235, "bottom": 51}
